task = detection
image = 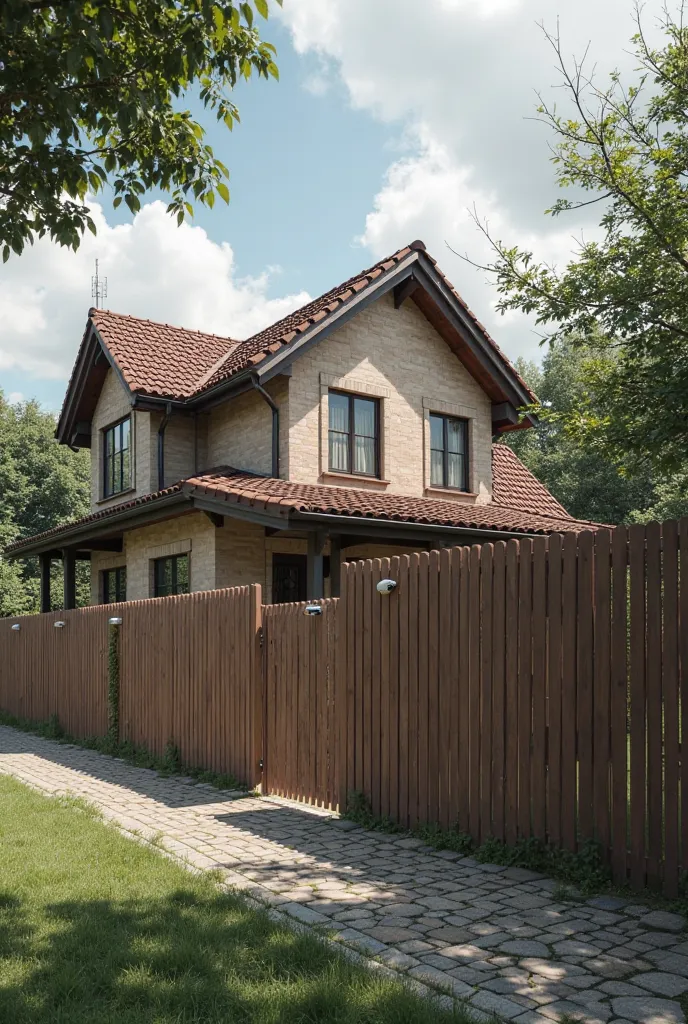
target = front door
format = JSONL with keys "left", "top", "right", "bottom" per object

{"left": 272, "top": 554, "right": 307, "bottom": 604}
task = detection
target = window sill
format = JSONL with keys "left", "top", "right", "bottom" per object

{"left": 424, "top": 486, "right": 479, "bottom": 503}
{"left": 95, "top": 487, "right": 136, "bottom": 506}
{"left": 320, "top": 471, "right": 390, "bottom": 489}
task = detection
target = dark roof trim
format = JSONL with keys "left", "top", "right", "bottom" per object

{"left": 291, "top": 509, "right": 544, "bottom": 541}
{"left": 7, "top": 492, "right": 191, "bottom": 557}
{"left": 56, "top": 322, "right": 137, "bottom": 445}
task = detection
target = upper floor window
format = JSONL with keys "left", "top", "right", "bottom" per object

{"left": 103, "top": 416, "right": 131, "bottom": 498}
{"left": 328, "top": 390, "right": 380, "bottom": 478}
{"left": 102, "top": 567, "right": 126, "bottom": 604}
{"left": 429, "top": 413, "right": 469, "bottom": 491}
{"left": 154, "top": 554, "right": 189, "bottom": 598}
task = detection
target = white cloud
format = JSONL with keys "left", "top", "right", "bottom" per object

{"left": 7, "top": 392, "right": 24, "bottom": 405}
{"left": 280, "top": 0, "right": 665, "bottom": 361}
{"left": 0, "top": 199, "right": 310, "bottom": 381}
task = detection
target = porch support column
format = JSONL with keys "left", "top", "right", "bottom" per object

{"left": 329, "top": 534, "right": 342, "bottom": 598}
{"left": 306, "top": 530, "right": 327, "bottom": 600}
{"left": 39, "top": 553, "right": 52, "bottom": 613}
{"left": 62, "top": 548, "right": 76, "bottom": 611}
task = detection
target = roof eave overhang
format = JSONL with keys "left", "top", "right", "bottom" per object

{"left": 5, "top": 492, "right": 191, "bottom": 558}
{"left": 289, "top": 509, "right": 547, "bottom": 541}
{"left": 186, "top": 251, "right": 535, "bottom": 413}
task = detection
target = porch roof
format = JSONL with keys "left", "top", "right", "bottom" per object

{"left": 5, "top": 446, "right": 603, "bottom": 558}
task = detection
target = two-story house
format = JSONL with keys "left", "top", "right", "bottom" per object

{"left": 7, "top": 241, "right": 596, "bottom": 609}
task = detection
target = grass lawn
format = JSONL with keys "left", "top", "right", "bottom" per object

{"left": 0, "top": 776, "right": 472, "bottom": 1023}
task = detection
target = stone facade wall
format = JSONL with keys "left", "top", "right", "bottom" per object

{"left": 90, "top": 368, "right": 155, "bottom": 510}
{"left": 215, "top": 519, "right": 266, "bottom": 591}
{"left": 206, "top": 376, "right": 288, "bottom": 477}
{"left": 287, "top": 292, "right": 493, "bottom": 501}
{"left": 149, "top": 411, "right": 197, "bottom": 488}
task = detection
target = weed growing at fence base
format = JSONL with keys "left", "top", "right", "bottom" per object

{"left": 0, "top": 775, "right": 471, "bottom": 1024}
{"left": 0, "top": 710, "right": 245, "bottom": 792}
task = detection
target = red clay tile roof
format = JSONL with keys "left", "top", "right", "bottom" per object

{"left": 491, "top": 443, "right": 570, "bottom": 519}
{"left": 6, "top": 446, "right": 599, "bottom": 555}
{"left": 89, "top": 309, "right": 239, "bottom": 400}
{"left": 81, "top": 242, "right": 536, "bottom": 404}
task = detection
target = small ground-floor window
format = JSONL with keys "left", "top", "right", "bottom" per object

{"left": 153, "top": 554, "right": 190, "bottom": 598}
{"left": 102, "top": 566, "right": 127, "bottom": 604}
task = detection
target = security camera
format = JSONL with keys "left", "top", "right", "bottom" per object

{"left": 304, "top": 604, "right": 323, "bottom": 616}
{"left": 376, "top": 579, "right": 397, "bottom": 594}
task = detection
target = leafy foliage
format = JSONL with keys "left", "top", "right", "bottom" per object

{"left": 469, "top": 5, "right": 688, "bottom": 474}
{"left": 0, "top": 0, "right": 281, "bottom": 258}
{"left": 0, "top": 393, "right": 90, "bottom": 615}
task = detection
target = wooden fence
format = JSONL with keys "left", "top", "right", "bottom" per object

{"left": 0, "top": 606, "right": 109, "bottom": 737}
{"left": 1, "top": 521, "right": 686, "bottom": 895}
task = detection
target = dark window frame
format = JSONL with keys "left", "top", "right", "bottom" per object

{"left": 102, "top": 566, "right": 127, "bottom": 604}
{"left": 153, "top": 553, "right": 190, "bottom": 598}
{"left": 327, "top": 389, "right": 381, "bottom": 479}
{"left": 102, "top": 415, "right": 132, "bottom": 498}
{"left": 429, "top": 413, "right": 470, "bottom": 492}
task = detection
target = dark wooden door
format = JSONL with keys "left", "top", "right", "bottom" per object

{"left": 272, "top": 554, "right": 307, "bottom": 604}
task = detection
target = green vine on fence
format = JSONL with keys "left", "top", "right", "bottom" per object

{"left": 107, "top": 624, "right": 120, "bottom": 744}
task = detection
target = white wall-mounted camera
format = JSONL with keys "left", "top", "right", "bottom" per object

{"left": 376, "top": 579, "right": 397, "bottom": 595}
{"left": 304, "top": 604, "right": 323, "bottom": 616}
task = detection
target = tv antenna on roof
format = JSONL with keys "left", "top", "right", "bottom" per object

{"left": 91, "top": 259, "right": 107, "bottom": 307}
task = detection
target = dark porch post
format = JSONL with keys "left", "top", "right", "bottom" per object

{"left": 39, "top": 553, "right": 52, "bottom": 613}
{"left": 329, "top": 535, "right": 342, "bottom": 598}
{"left": 62, "top": 548, "right": 76, "bottom": 610}
{"left": 306, "top": 530, "right": 327, "bottom": 600}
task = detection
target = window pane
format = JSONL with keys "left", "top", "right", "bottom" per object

{"left": 328, "top": 392, "right": 349, "bottom": 433}
{"left": 353, "top": 397, "right": 376, "bottom": 438}
{"left": 431, "top": 449, "right": 444, "bottom": 487}
{"left": 354, "top": 435, "right": 375, "bottom": 475}
{"left": 329, "top": 431, "right": 349, "bottom": 472}
{"left": 447, "top": 452, "right": 466, "bottom": 490}
{"left": 121, "top": 417, "right": 130, "bottom": 451}
{"left": 117, "top": 568, "right": 127, "bottom": 602}
{"left": 447, "top": 417, "right": 466, "bottom": 454}
{"left": 122, "top": 446, "right": 131, "bottom": 490}
{"left": 106, "top": 428, "right": 115, "bottom": 456}
{"left": 176, "top": 555, "right": 190, "bottom": 594}
{"left": 430, "top": 414, "right": 444, "bottom": 452}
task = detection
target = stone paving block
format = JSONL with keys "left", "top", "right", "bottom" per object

{"left": 281, "top": 903, "right": 330, "bottom": 925}
{"left": 513, "top": 1013, "right": 556, "bottom": 1024}
{"left": 426, "top": 926, "right": 475, "bottom": 944}
{"left": 365, "top": 926, "right": 419, "bottom": 943}
{"left": 634, "top": 972, "right": 688, "bottom": 997}
{"left": 539, "top": 1000, "right": 612, "bottom": 1023}
{"left": 334, "top": 929, "right": 388, "bottom": 955}
{"left": 471, "top": 989, "right": 532, "bottom": 1019}
{"left": 397, "top": 939, "right": 434, "bottom": 954}
{"left": 611, "top": 997, "right": 686, "bottom": 1024}
{"left": 587, "top": 897, "right": 628, "bottom": 911}
{"left": 645, "top": 951, "right": 688, "bottom": 975}
{"left": 377, "top": 949, "right": 419, "bottom": 971}
{"left": 639, "top": 911, "right": 685, "bottom": 932}
{"left": 408, "top": 964, "right": 473, "bottom": 996}
{"left": 553, "top": 940, "right": 601, "bottom": 957}
{"left": 438, "top": 943, "right": 486, "bottom": 962}
{"left": 500, "top": 940, "right": 551, "bottom": 958}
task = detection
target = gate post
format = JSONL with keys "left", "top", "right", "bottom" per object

{"left": 249, "top": 585, "right": 264, "bottom": 791}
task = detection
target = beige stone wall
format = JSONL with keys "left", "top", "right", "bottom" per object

{"left": 206, "top": 377, "right": 288, "bottom": 476}
{"left": 215, "top": 518, "right": 266, "bottom": 591}
{"left": 287, "top": 292, "right": 493, "bottom": 500}
{"left": 90, "top": 368, "right": 157, "bottom": 510}
{"left": 149, "top": 411, "right": 197, "bottom": 488}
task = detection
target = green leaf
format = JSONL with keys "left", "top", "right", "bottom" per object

{"left": 216, "top": 181, "right": 229, "bottom": 204}
{"left": 254, "top": 0, "right": 269, "bottom": 18}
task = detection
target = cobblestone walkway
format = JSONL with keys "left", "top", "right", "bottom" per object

{"left": 1, "top": 725, "right": 686, "bottom": 1024}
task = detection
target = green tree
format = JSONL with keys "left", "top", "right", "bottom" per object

{"left": 0, "top": 393, "right": 90, "bottom": 616}
{"left": 0, "top": 0, "right": 281, "bottom": 259}
{"left": 471, "top": 5, "right": 688, "bottom": 476}
{"left": 506, "top": 341, "right": 656, "bottom": 525}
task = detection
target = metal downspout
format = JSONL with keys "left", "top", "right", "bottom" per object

{"left": 157, "top": 402, "right": 173, "bottom": 490}
{"left": 251, "top": 378, "right": 280, "bottom": 478}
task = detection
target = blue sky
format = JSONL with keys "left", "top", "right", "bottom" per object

{"left": 0, "top": 0, "right": 659, "bottom": 411}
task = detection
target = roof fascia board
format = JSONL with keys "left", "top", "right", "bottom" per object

{"left": 56, "top": 325, "right": 99, "bottom": 443}
{"left": 7, "top": 492, "right": 190, "bottom": 558}
{"left": 291, "top": 509, "right": 545, "bottom": 541}
{"left": 412, "top": 261, "right": 533, "bottom": 409}
{"left": 190, "top": 495, "right": 292, "bottom": 530}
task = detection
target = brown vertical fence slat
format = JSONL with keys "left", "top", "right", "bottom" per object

{"left": 645, "top": 523, "right": 663, "bottom": 886}
{"left": 610, "top": 526, "right": 629, "bottom": 884}
{"left": 491, "top": 541, "right": 506, "bottom": 842}
{"left": 662, "top": 520, "right": 680, "bottom": 896}
{"left": 504, "top": 539, "right": 519, "bottom": 844}
{"left": 629, "top": 524, "right": 647, "bottom": 888}
{"left": 593, "top": 530, "right": 612, "bottom": 857}
{"left": 3, "top": 520, "right": 686, "bottom": 895}
{"left": 680, "top": 519, "right": 688, "bottom": 873}
{"left": 531, "top": 537, "right": 547, "bottom": 842}
{"left": 479, "top": 543, "right": 493, "bottom": 843}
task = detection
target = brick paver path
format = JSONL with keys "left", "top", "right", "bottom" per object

{"left": 1, "top": 725, "right": 686, "bottom": 1024}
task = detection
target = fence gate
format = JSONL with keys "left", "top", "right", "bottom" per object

{"left": 262, "top": 599, "right": 340, "bottom": 808}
